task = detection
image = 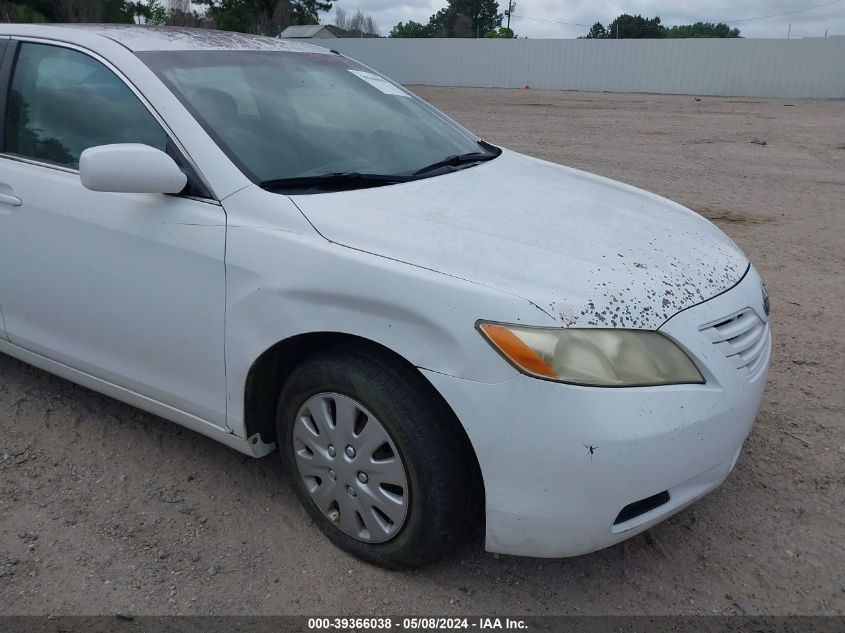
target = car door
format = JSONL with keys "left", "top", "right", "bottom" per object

{"left": 0, "top": 39, "right": 227, "bottom": 427}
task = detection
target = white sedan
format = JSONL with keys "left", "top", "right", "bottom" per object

{"left": 0, "top": 25, "right": 771, "bottom": 568}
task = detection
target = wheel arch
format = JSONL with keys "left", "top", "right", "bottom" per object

{"left": 243, "top": 332, "right": 485, "bottom": 507}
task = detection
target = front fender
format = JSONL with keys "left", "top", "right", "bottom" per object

{"left": 222, "top": 191, "right": 553, "bottom": 437}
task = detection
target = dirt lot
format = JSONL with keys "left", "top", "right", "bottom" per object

{"left": 1, "top": 88, "right": 844, "bottom": 616}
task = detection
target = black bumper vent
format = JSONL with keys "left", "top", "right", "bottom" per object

{"left": 613, "top": 490, "right": 671, "bottom": 525}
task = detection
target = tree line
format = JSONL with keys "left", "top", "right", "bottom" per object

{"left": 0, "top": 1, "right": 742, "bottom": 41}
{"left": 390, "top": 6, "right": 741, "bottom": 39}
{"left": 584, "top": 14, "right": 741, "bottom": 39}
{"left": 391, "top": 0, "right": 504, "bottom": 39}
{"left": 0, "top": 0, "right": 334, "bottom": 34}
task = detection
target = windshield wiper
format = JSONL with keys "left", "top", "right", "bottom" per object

{"left": 412, "top": 141, "right": 501, "bottom": 177}
{"left": 259, "top": 172, "right": 414, "bottom": 193}
{"left": 260, "top": 142, "right": 502, "bottom": 192}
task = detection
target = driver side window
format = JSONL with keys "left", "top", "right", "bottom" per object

{"left": 4, "top": 42, "right": 168, "bottom": 169}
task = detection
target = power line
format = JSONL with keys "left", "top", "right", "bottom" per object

{"left": 723, "top": 0, "right": 845, "bottom": 23}
{"left": 509, "top": 15, "right": 591, "bottom": 28}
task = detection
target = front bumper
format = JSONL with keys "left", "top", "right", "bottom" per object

{"left": 423, "top": 267, "right": 771, "bottom": 558}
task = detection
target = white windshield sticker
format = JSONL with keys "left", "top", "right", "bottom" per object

{"left": 348, "top": 70, "right": 410, "bottom": 97}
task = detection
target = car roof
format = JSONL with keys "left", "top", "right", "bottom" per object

{"left": 9, "top": 24, "right": 330, "bottom": 53}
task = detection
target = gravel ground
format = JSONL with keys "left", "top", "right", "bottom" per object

{"left": 1, "top": 88, "right": 843, "bottom": 616}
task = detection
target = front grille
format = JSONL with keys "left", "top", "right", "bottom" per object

{"left": 700, "top": 308, "right": 770, "bottom": 378}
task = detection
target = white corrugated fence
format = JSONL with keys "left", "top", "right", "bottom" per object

{"left": 318, "top": 37, "right": 845, "bottom": 99}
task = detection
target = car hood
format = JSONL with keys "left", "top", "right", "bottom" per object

{"left": 291, "top": 149, "right": 748, "bottom": 329}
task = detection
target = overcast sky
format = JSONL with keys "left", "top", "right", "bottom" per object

{"left": 324, "top": 0, "right": 845, "bottom": 39}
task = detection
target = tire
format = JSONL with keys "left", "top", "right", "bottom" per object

{"left": 276, "top": 342, "right": 481, "bottom": 568}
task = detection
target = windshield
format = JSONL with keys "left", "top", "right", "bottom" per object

{"left": 138, "top": 50, "right": 495, "bottom": 188}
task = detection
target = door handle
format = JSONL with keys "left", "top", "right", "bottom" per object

{"left": 0, "top": 182, "right": 21, "bottom": 207}
{"left": 0, "top": 193, "right": 21, "bottom": 206}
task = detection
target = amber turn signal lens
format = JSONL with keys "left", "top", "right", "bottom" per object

{"left": 479, "top": 323, "right": 557, "bottom": 378}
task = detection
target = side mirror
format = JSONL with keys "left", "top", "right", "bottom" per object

{"left": 79, "top": 144, "right": 188, "bottom": 194}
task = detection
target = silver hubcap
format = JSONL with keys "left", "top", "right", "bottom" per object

{"left": 292, "top": 393, "right": 410, "bottom": 543}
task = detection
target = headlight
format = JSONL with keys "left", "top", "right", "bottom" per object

{"left": 478, "top": 322, "right": 704, "bottom": 387}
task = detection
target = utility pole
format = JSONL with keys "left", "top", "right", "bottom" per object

{"left": 504, "top": 1, "right": 516, "bottom": 33}
{"left": 787, "top": 23, "right": 791, "bottom": 39}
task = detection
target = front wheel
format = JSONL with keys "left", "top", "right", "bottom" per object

{"left": 276, "top": 343, "right": 481, "bottom": 568}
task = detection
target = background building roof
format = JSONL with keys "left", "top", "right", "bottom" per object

{"left": 280, "top": 25, "right": 337, "bottom": 38}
